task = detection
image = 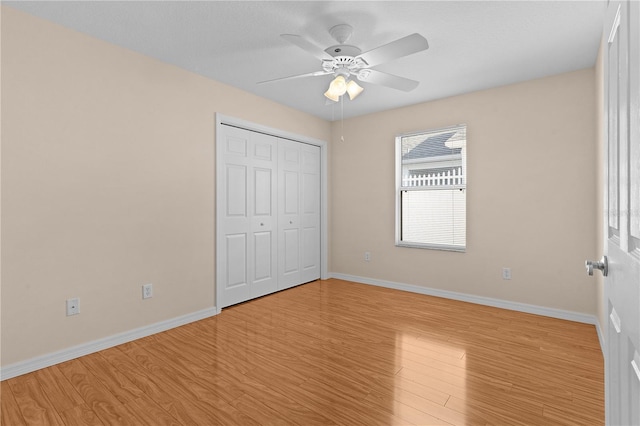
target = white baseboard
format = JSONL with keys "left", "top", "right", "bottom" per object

{"left": 330, "top": 273, "right": 599, "bottom": 325}
{"left": 1, "top": 307, "right": 218, "bottom": 381}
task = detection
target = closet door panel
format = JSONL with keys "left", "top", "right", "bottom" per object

{"left": 251, "top": 165, "right": 276, "bottom": 298}
{"left": 226, "top": 234, "right": 247, "bottom": 288}
{"left": 249, "top": 132, "right": 278, "bottom": 299}
{"left": 283, "top": 228, "right": 300, "bottom": 273}
{"left": 226, "top": 165, "right": 247, "bottom": 216}
{"left": 254, "top": 168, "right": 272, "bottom": 216}
{"left": 300, "top": 144, "right": 321, "bottom": 283}
{"left": 253, "top": 231, "right": 273, "bottom": 282}
{"left": 278, "top": 140, "right": 320, "bottom": 288}
{"left": 278, "top": 140, "right": 302, "bottom": 288}
{"left": 218, "top": 125, "right": 277, "bottom": 307}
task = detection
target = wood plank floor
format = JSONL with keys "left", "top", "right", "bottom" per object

{"left": 1, "top": 279, "right": 604, "bottom": 425}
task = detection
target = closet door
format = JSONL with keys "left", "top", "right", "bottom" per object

{"left": 217, "top": 125, "right": 278, "bottom": 308}
{"left": 278, "top": 140, "right": 321, "bottom": 289}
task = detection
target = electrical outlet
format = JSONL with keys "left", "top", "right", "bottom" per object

{"left": 142, "top": 283, "right": 153, "bottom": 299}
{"left": 364, "top": 251, "right": 371, "bottom": 262}
{"left": 66, "top": 298, "right": 80, "bottom": 316}
{"left": 502, "top": 267, "right": 512, "bottom": 280}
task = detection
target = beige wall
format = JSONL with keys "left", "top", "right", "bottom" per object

{"left": 330, "top": 68, "right": 598, "bottom": 315}
{"left": 0, "top": 7, "right": 330, "bottom": 366}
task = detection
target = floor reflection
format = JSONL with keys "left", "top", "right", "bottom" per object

{"left": 391, "top": 332, "right": 467, "bottom": 424}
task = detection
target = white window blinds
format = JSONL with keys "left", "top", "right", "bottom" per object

{"left": 396, "top": 124, "right": 467, "bottom": 251}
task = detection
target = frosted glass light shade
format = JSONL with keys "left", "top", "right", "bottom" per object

{"left": 346, "top": 80, "right": 363, "bottom": 100}
{"left": 324, "top": 75, "right": 347, "bottom": 101}
{"left": 324, "top": 89, "right": 340, "bottom": 102}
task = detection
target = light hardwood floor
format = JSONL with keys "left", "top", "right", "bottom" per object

{"left": 1, "top": 279, "right": 604, "bottom": 425}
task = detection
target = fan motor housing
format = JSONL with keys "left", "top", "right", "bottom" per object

{"left": 325, "top": 44, "right": 361, "bottom": 58}
{"left": 323, "top": 45, "right": 365, "bottom": 74}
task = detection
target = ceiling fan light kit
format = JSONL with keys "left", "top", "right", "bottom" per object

{"left": 259, "top": 23, "right": 429, "bottom": 103}
{"left": 324, "top": 75, "right": 364, "bottom": 102}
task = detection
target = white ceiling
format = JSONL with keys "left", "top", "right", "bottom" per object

{"left": 7, "top": 1, "right": 606, "bottom": 121}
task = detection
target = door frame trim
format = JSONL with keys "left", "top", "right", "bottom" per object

{"left": 214, "top": 114, "right": 329, "bottom": 313}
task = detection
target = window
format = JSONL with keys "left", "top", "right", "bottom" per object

{"left": 395, "top": 124, "right": 467, "bottom": 251}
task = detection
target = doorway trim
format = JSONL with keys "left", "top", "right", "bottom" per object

{"left": 214, "top": 113, "right": 329, "bottom": 313}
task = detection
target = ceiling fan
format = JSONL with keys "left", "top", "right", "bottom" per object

{"left": 258, "top": 24, "right": 429, "bottom": 102}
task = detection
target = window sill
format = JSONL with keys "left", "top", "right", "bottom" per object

{"left": 396, "top": 242, "right": 466, "bottom": 252}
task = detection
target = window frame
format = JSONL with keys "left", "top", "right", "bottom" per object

{"left": 395, "top": 125, "right": 467, "bottom": 252}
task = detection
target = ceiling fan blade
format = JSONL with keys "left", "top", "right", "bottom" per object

{"left": 257, "top": 70, "right": 331, "bottom": 85}
{"left": 357, "top": 69, "right": 419, "bottom": 92}
{"left": 281, "top": 34, "right": 334, "bottom": 61}
{"left": 356, "top": 33, "right": 428, "bottom": 68}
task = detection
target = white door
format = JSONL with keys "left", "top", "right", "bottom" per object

{"left": 217, "top": 125, "right": 278, "bottom": 308}
{"left": 602, "top": 1, "right": 640, "bottom": 424}
{"left": 278, "top": 139, "right": 321, "bottom": 289}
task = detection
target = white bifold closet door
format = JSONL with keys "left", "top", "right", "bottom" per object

{"left": 278, "top": 139, "right": 321, "bottom": 289}
{"left": 218, "top": 125, "right": 278, "bottom": 307}
{"left": 217, "top": 125, "right": 320, "bottom": 308}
